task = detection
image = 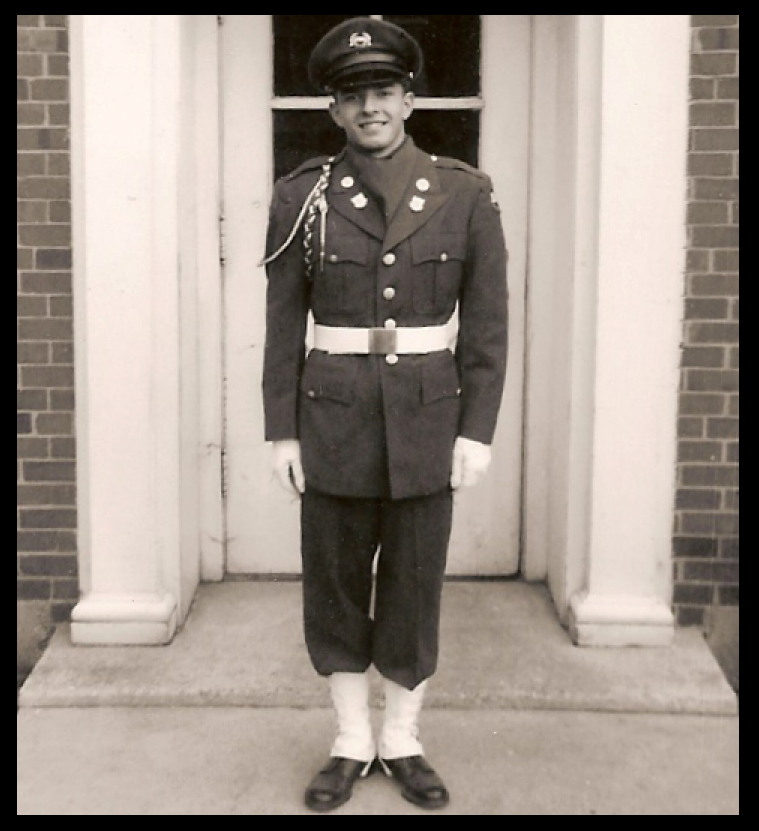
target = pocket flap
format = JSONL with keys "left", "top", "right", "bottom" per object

{"left": 411, "top": 234, "right": 468, "bottom": 265}
{"left": 325, "top": 236, "right": 369, "bottom": 265}
{"left": 422, "top": 357, "right": 462, "bottom": 405}
{"left": 301, "top": 355, "right": 356, "bottom": 405}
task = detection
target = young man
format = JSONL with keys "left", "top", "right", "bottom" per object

{"left": 262, "top": 17, "right": 509, "bottom": 812}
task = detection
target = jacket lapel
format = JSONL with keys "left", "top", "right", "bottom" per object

{"left": 382, "top": 149, "right": 449, "bottom": 255}
{"left": 327, "top": 156, "right": 386, "bottom": 241}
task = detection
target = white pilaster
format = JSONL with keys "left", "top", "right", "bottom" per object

{"left": 69, "top": 15, "right": 216, "bottom": 645}
{"left": 567, "top": 15, "right": 690, "bottom": 647}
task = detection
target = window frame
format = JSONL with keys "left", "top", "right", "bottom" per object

{"left": 270, "top": 14, "right": 485, "bottom": 114}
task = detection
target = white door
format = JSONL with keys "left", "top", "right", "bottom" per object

{"left": 222, "top": 15, "right": 529, "bottom": 576}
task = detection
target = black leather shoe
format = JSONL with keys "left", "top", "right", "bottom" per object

{"left": 305, "top": 758, "right": 375, "bottom": 813}
{"left": 380, "top": 756, "right": 450, "bottom": 810}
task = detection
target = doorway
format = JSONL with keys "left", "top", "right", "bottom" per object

{"left": 221, "top": 15, "right": 529, "bottom": 576}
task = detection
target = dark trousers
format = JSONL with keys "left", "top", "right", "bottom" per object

{"left": 301, "top": 488, "right": 454, "bottom": 692}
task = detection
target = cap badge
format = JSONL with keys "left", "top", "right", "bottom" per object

{"left": 349, "top": 32, "right": 373, "bottom": 49}
{"left": 410, "top": 196, "right": 426, "bottom": 213}
{"left": 351, "top": 193, "right": 369, "bottom": 210}
{"left": 416, "top": 178, "right": 431, "bottom": 193}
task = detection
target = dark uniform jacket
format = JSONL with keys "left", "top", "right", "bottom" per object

{"left": 263, "top": 139, "right": 509, "bottom": 500}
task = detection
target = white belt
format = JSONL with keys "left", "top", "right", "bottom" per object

{"left": 314, "top": 319, "right": 458, "bottom": 356}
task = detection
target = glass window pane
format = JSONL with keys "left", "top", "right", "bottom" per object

{"left": 273, "top": 111, "right": 344, "bottom": 180}
{"left": 274, "top": 15, "right": 371, "bottom": 96}
{"left": 410, "top": 110, "right": 480, "bottom": 166}
{"left": 385, "top": 16, "right": 481, "bottom": 97}
{"left": 274, "top": 109, "right": 479, "bottom": 181}
{"left": 273, "top": 15, "right": 481, "bottom": 98}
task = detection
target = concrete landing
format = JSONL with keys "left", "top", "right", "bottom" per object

{"left": 19, "top": 582, "right": 738, "bottom": 715}
{"left": 17, "top": 708, "right": 740, "bottom": 815}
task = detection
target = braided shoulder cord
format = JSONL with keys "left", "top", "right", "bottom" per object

{"left": 303, "top": 161, "right": 333, "bottom": 280}
{"left": 258, "top": 159, "right": 334, "bottom": 271}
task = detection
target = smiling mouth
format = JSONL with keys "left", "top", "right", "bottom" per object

{"left": 359, "top": 121, "right": 388, "bottom": 129}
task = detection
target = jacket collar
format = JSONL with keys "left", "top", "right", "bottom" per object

{"left": 327, "top": 142, "right": 449, "bottom": 251}
{"left": 329, "top": 150, "right": 386, "bottom": 241}
{"left": 382, "top": 147, "right": 449, "bottom": 254}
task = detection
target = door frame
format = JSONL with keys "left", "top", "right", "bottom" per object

{"left": 70, "top": 14, "right": 689, "bottom": 646}
{"left": 220, "top": 14, "right": 530, "bottom": 578}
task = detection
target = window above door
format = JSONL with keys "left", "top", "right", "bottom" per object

{"left": 271, "top": 14, "right": 483, "bottom": 179}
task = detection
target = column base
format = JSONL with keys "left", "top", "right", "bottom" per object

{"left": 71, "top": 593, "right": 178, "bottom": 646}
{"left": 568, "top": 591, "right": 675, "bottom": 648}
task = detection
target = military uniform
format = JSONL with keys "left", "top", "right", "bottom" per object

{"left": 264, "top": 138, "right": 508, "bottom": 684}
{"left": 262, "top": 16, "right": 509, "bottom": 812}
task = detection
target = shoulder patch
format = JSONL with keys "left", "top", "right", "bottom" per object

{"left": 432, "top": 155, "right": 490, "bottom": 182}
{"left": 283, "top": 155, "right": 335, "bottom": 183}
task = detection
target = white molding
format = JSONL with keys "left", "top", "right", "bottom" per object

{"left": 194, "top": 17, "right": 226, "bottom": 582}
{"left": 71, "top": 594, "right": 178, "bottom": 646}
{"left": 523, "top": 15, "right": 689, "bottom": 646}
{"left": 522, "top": 15, "right": 603, "bottom": 601}
{"left": 567, "top": 15, "right": 689, "bottom": 645}
{"left": 69, "top": 14, "right": 91, "bottom": 597}
{"left": 568, "top": 593, "right": 675, "bottom": 648}
{"left": 478, "top": 14, "right": 531, "bottom": 576}
{"left": 69, "top": 15, "right": 214, "bottom": 644}
{"left": 71, "top": 15, "right": 172, "bottom": 644}
{"left": 521, "top": 15, "right": 560, "bottom": 583}
{"left": 272, "top": 96, "right": 484, "bottom": 111}
{"left": 222, "top": 16, "right": 290, "bottom": 574}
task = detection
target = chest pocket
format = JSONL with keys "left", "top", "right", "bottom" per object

{"left": 316, "top": 235, "right": 370, "bottom": 315}
{"left": 410, "top": 234, "right": 468, "bottom": 314}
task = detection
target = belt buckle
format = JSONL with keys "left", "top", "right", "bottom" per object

{"left": 369, "top": 328, "right": 398, "bottom": 355}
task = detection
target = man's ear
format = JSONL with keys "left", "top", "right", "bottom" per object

{"left": 403, "top": 91, "right": 416, "bottom": 121}
{"left": 329, "top": 99, "right": 344, "bottom": 129}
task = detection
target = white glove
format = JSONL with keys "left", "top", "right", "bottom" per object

{"left": 272, "top": 440, "right": 306, "bottom": 497}
{"left": 451, "top": 437, "right": 493, "bottom": 490}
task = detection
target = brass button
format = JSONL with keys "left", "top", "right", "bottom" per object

{"left": 386, "top": 354, "right": 399, "bottom": 366}
{"left": 385, "top": 319, "right": 397, "bottom": 330}
{"left": 383, "top": 287, "right": 396, "bottom": 301}
{"left": 307, "top": 390, "right": 316, "bottom": 399}
{"left": 329, "top": 254, "right": 339, "bottom": 263}
{"left": 440, "top": 253, "right": 449, "bottom": 263}
{"left": 383, "top": 253, "right": 397, "bottom": 267}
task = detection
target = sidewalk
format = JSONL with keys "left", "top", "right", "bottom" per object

{"left": 17, "top": 583, "right": 740, "bottom": 815}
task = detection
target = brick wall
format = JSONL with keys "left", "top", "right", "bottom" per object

{"left": 17, "top": 15, "right": 77, "bottom": 676}
{"left": 674, "top": 15, "right": 740, "bottom": 627}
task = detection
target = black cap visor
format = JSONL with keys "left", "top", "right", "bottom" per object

{"left": 325, "top": 52, "right": 411, "bottom": 92}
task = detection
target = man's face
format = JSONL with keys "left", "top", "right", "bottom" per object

{"left": 330, "top": 83, "right": 415, "bottom": 158}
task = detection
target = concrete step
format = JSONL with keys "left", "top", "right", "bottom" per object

{"left": 18, "top": 582, "right": 738, "bottom": 716}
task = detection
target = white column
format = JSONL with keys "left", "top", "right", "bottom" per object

{"left": 567, "top": 15, "right": 690, "bottom": 647}
{"left": 69, "top": 15, "right": 213, "bottom": 645}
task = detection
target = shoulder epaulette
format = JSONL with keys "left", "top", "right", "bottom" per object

{"left": 432, "top": 155, "right": 490, "bottom": 182}
{"left": 283, "top": 155, "right": 335, "bottom": 183}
